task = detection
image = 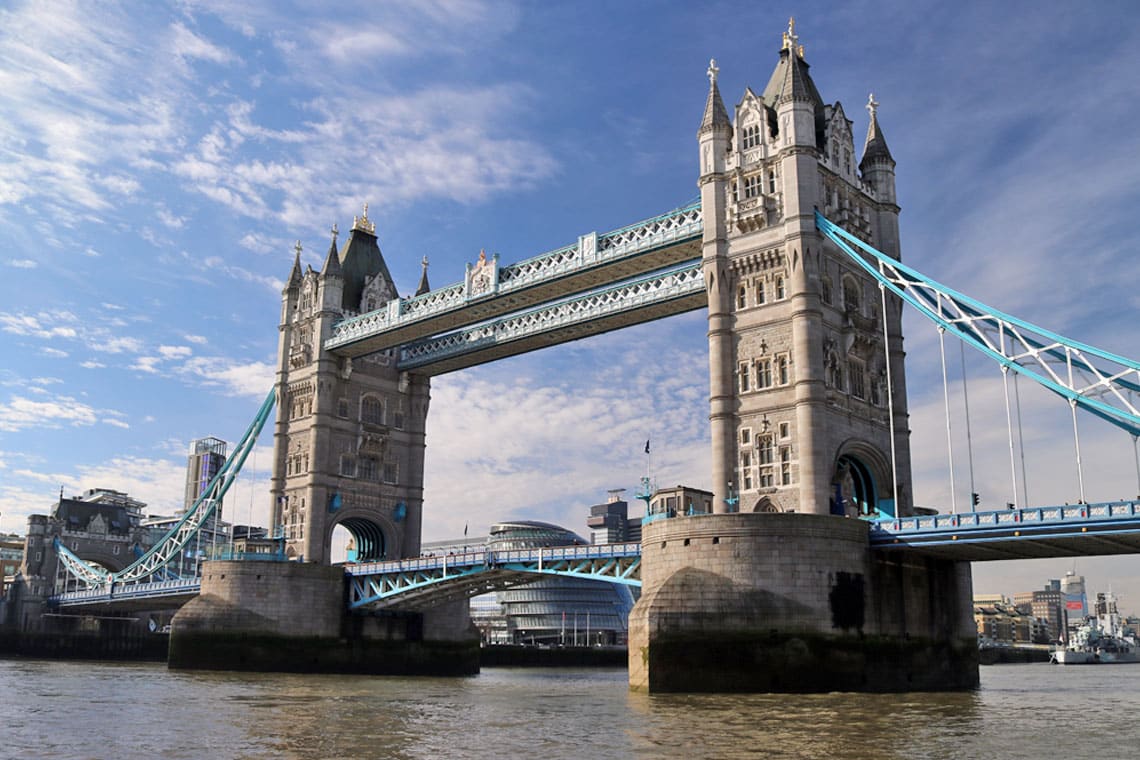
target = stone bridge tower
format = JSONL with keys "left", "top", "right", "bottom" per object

{"left": 630, "top": 21, "right": 976, "bottom": 694}
{"left": 701, "top": 19, "right": 912, "bottom": 518}
{"left": 269, "top": 207, "right": 431, "bottom": 564}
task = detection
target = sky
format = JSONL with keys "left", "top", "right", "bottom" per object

{"left": 2, "top": 1, "right": 1139, "bottom": 609}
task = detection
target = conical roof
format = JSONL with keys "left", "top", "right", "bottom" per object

{"left": 415, "top": 256, "right": 431, "bottom": 296}
{"left": 337, "top": 205, "right": 396, "bottom": 310}
{"left": 860, "top": 94, "right": 894, "bottom": 168}
{"left": 698, "top": 59, "right": 732, "bottom": 137}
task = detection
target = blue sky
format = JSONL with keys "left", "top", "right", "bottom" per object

{"left": 2, "top": 1, "right": 1139, "bottom": 607}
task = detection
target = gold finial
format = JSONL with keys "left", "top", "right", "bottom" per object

{"left": 782, "top": 17, "right": 802, "bottom": 57}
{"left": 352, "top": 203, "right": 376, "bottom": 234}
{"left": 866, "top": 92, "right": 880, "bottom": 120}
{"left": 331, "top": 222, "right": 339, "bottom": 242}
{"left": 707, "top": 58, "right": 719, "bottom": 86}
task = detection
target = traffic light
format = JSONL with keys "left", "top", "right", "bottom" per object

{"left": 972, "top": 492, "right": 981, "bottom": 506}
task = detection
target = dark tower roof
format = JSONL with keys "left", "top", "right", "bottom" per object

{"left": 336, "top": 205, "right": 397, "bottom": 311}
{"left": 760, "top": 19, "right": 827, "bottom": 148}
{"left": 860, "top": 93, "right": 895, "bottom": 168}
{"left": 320, "top": 228, "right": 342, "bottom": 279}
{"left": 698, "top": 59, "right": 732, "bottom": 137}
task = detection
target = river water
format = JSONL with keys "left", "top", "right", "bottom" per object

{"left": 2, "top": 660, "right": 1137, "bottom": 759}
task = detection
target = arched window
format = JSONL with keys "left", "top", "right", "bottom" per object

{"left": 361, "top": 395, "right": 384, "bottom": 425}
{"left": 737, "top": 285, "right": 747, "bottom": 309}
{"left": 821, "top": 276, "right": 832, "bottom": 305}
{"left": 775, "top": 276, "right": 786, "bottom": 300}
{"left": 842, "top": 276, "right": 861, "bottom": 313}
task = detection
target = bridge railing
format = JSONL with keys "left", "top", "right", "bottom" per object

{"left": 870, "top": 500, "right": 1140, "bottom": 538}
{"left": 326, "top": 201, "right": 701, "bottom": 350}
{"left": 347, "top": 542, "right": 641, "bottom": 577}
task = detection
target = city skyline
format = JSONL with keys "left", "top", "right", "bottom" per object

{"left": 1, "top": 2, "right": 1139, "bottom": 607}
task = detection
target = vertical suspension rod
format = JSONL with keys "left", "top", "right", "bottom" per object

{"left": 960, "top": 341, "right": 977, "bottom": 511}
{"left": 938, "top": 324, "right": 958, "bottom": 513}
{"left": 1067, "top": 351, "right": 1087, "bottom": 502}
{"left": 1014, "top": 371, "right": 1030, "bottom": 507}
{"left": 1001, "top": 365, "right": 1019, "bottom": 508}
{"left": 880, "top": 280, "right": 899, "bottom": 514}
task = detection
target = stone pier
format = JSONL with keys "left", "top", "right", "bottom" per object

{"left": 169, "top": 560, "right": 479, "bottom": 675}
{"left": 628, "top": 513, "right": 978, "bottom": 692}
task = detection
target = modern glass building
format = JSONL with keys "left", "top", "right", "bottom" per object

{"left": 484, "top": 520, "right": 635, "bottom": 646}
{"left": 423, "top": 520, "right": 636, "bottom": 646}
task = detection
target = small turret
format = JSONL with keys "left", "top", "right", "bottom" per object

{"left": 287, "top": 240, "right": 303, "bottom": 291}
{"left": 415, "top": 256, "right": 431, "bottom": 296}
{"left": 319, "top": 223, "right": 342, "bottom": 280}
{"left": 859, "top": 93, "right": 897, "bottom": 205}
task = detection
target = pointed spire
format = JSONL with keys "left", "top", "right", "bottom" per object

{"left": 699, "top": 58, "right": 731, "bottom": 137}
{"left": 415, "top": 255, "right": 431, "bottom": 296}
{"left": 777, "top": 23, "right": 817, "bottom": 106}
{"left": 860, "top": 93, "right": 894, "bottom": 168}
{"left": 320, "top": 228, "right": 342, "bottom": 279}
{"left": 287, "top": 240, "right": 303, "bottom": 289}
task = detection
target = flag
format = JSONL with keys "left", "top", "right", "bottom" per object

{"left": 645, "top": 439, "right": 650, "bottom": 454}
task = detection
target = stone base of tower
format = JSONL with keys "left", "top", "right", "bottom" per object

{"left": 628, "top": 513, "right": 978, "bottom": 693}
{"left": 169, "top": 560, "right": 479, "bottom": 676}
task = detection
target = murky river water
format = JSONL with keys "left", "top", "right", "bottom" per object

{"left": 2, "top": 659, "right": 1136, "bottom": 759}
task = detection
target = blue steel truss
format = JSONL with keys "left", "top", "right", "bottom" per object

{"left": 325, "top": 201, "right": 702, "bottom": 355}
{"left": 54, "top": 390, "right": 277, "bottom": 591}
{"left": 346, "top": 542, "right": 641, "bottom": 610}
{"left": 816, "top": 211, "right": 1140, "bottom": 436}
{"left": 870, "top": 500, "right": 1140, "bottom": 560}
{"left": 398, "top": 264, "right": 705, "bottom": 373}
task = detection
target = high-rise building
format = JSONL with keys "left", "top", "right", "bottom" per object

{"left": 586, "top": 489, "right": 642, "bottom": 544}
{"left": 1061, "top": 571, "right": 1088, "bottom": 624}
{"left": 184, "top": 436, "right": 227, "bottom": 511}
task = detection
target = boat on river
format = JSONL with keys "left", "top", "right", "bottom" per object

{"left": 1051, "top": 592, "right": 1139, "bottom": 665}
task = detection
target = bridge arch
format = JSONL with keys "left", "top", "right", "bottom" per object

{"left": 327, "top": 510, "right": 394, "bottom": 563}
{"left": 831, "top": 439, "right": 893, "bottom": 517}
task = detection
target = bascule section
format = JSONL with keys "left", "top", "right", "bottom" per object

{"left": 270, "top": 208, "right": 431, "bottom": 566}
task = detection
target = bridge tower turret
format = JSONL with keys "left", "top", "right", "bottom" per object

{"left": 698, "top": 58, "right": 735, "bottom": 513}
{"left": 269, "top": 207, "right": 429, "bottom": 564}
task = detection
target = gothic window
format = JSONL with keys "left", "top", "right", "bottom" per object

{"left": 361, "top": 395, "right": 384, "bottom": 426}
{"left": 742, "top": 123, "right": 762, "bottom": 149}
{"left": 756, "top": 358, "right": 773, "bottom": 389}
{"left": 743, "top": 175, "right": 762, "bottom": 198}
{"left": 339, "top": 455, "right": 357, "bottom": 478}
{"left": 737, "top": 285, "right": 747, "bottom": 309}
{"left": 821, "top": 276, "right": 833, "bottom": 305}
{"left": 831, "top": 140, "right": 839, "bottom": 164}
{"left": 383, "top": 454, "right": 399, "bottom": 485}
{"left": 843, "top": 276, "right": 861, "bottom": 313}
{"left": 848, "top": 358, "right": 866, "bottom": 400}
{"left": 758, "top": 437, "right": 774, "bottom": 465}
{"left": 738, "top": 362, "right": 751, "bottom": 392}
{"left": 767, "top": 169, "right": 777, "bottom": 194}
{"left": 741, "top": 452, "right": 753, "bottom": 490}
{"left": 780, "top": 446, "right": 792, "bottom": 485}
{"left": 775, "top": 276, "right": 786, "bottom": 300}
{"left": 393, "top": 400, "right": 405, "bottom": 430}
{"left": 843, "top": 148, "right": 851, "bottom": 174}
{"left": 337, "top": 398, "right": 349, "bottom": 418}
{"left": 756, "top": 280, "right": 766, "bottom": 304}
{"left": 776, "top": 354, "right": 789, "bottom": 385}
{"left": 779, "top": 421, "right": 790, "bottom": 439}
{"left": 741, "top": 428, "right": 751, "bottom": 446}
{"left": 366, "top": 297, "right": 376, "bottom": 312}
{"left": 360, "top": 457, "right": 379, "bottom": 482}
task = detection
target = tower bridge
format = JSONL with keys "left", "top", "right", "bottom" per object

{"left": 29, "top": 19, "right": 1140, "bottom": 692}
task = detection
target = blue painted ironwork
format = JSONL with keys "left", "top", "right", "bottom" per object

{"left": 325, "top": 201, "right": 702, "bottom": 355}
{"left": 816, "top": 211, "right": 1140, "bottom": 436}
{"left": 398, "top": 263, "right": 704, "bottom": 373}
{"left": 54, "top": 389, "right": 277, "bottom": 592}
{"left": 869, "top": 500, "right": 1140, "bottom": 559}
{"left": 346, "top": 542, "right": 641, "bottom": 609}
{"left": 51, "top": 578, "right": 202, "bottom": 608}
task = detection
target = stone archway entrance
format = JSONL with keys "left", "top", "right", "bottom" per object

{"left": 832, "top": 453, "right": 878, "bottom": 517}
{"left": 331, "top": 517, "right": 387, "bottom": 562}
